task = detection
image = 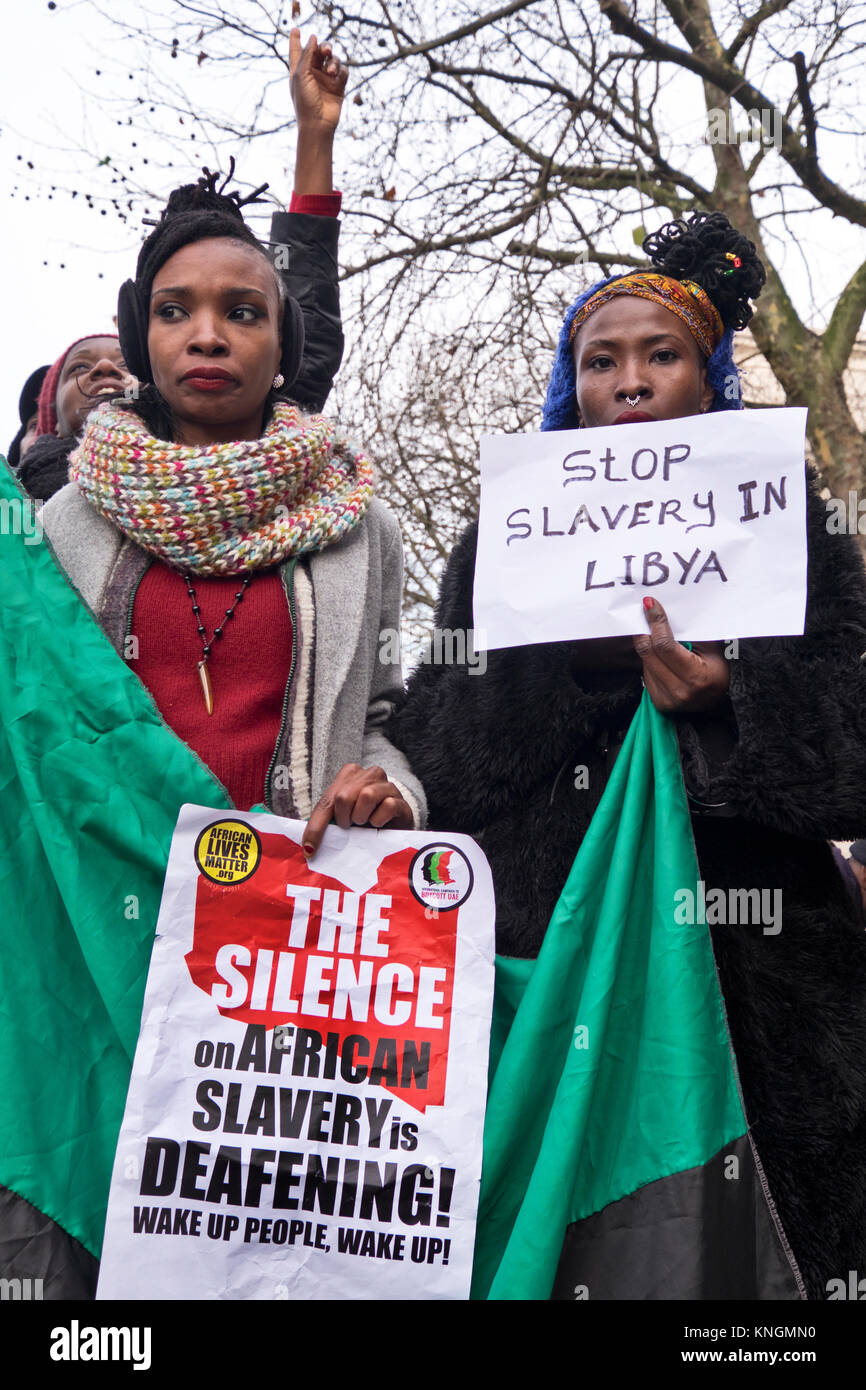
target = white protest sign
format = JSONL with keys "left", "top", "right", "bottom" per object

{"left": 473, "top": 408, "right": 808, "bottom": 648}
{"left": 97, "top": 806, "right": 495, "bottom": 1300}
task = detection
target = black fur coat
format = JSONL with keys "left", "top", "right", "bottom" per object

{"left": 390, "top": 478, "right": 866, "bottom": 1301}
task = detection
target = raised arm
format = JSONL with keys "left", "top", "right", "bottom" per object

{"left": 269, "top": 30, "right": 347, "bottom": 413}
{"left": 290, "top": 30, "right": 346, "bottom": 197}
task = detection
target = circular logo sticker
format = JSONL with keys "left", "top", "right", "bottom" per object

{"left": 409, "top": 843, "right": 474, "bottom": 912}
{"left": 194, "top": 819, "right": 262, "bottom": 886}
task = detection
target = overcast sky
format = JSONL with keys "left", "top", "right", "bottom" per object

{"left": 2, "top": 1, "right": 864, "bottom": 450}
{"left": 2, "top": 4, "right": 128, "bottom": 432}
{"left": 0, "top": 1, "right": 293, "bottom": 442}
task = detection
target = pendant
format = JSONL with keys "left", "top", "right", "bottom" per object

{"left": 197, "top": 660, "right": 214, "bottom": 716}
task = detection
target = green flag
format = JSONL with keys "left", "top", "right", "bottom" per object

{"left": 0, "top": 467, "right": 232, "bottom": 1294}
{"left": 472, "top": 690, "right": 803, "bottom": 1300}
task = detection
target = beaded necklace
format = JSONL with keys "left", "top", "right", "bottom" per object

{"left": 183, "top": 573, "right": 252, "bottom": 715}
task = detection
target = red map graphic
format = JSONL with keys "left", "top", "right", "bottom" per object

{"left": 185, "top": 837, "right": 458, "bottom": 1112}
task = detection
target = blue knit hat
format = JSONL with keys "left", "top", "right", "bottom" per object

{"left": 540, "top": 272, "right": 742, "bottom": 433}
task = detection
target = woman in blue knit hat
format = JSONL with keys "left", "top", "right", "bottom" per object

{"left": 390, "top": 211, "right": 866, "bottom": 1301}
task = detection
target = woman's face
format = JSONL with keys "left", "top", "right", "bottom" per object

{"left": 573, "top": 297, "right": 714, "bottom": 428}
{"left": 148, "top": 238, "right": 283, "bottom": 447}
{"left": 55, "top": 337, "right": 131, "bottom": 437}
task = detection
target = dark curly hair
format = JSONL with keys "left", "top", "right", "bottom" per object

{"left": 642, "top": 211, "right": 766, "bottom": 332}
{"left": 133, "top": 160, "right": 275, "bottom": 305}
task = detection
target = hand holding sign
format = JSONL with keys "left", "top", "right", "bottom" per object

{"left": 303, "top": 762, "right": 415, "bottom": 858}
{"left": 474, "top": 409, "right": 809, "bottom": 648}
{"left": 635, "top": 597, "right": 730, "bottom": 713}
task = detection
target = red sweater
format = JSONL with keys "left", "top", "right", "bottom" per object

{"left": 130, "top": 563, "right": 293, "bottom": 810}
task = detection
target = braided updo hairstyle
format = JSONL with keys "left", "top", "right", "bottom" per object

{"left": 541, "top": 209, "right": 766, "bottom": 431}
{"left": 642, "top": 211, "right": 765, "bottom": 332}
{"left": 117, "top": 160, "right": 304, "bottom": 439}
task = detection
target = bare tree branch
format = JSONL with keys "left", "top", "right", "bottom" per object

{"left": 726, "top": 0, "right": 796, "bottom": 62}
{"left": 824, "top": 256, "right": 866, "bottom": 378}
{"left": 347, "top": 0, "right": 543, "bottom": 67}
{"left": 65, "top": 0, "right": 866, "bottom": 604}
{"left": 599, "top": 0, "right": 866, "bottom": 225}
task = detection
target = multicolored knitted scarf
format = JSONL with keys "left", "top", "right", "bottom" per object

{"left": 69, "top": 401, "right": 375, "bottom": 575}
{"left": 568, "top": 271, "right": 724, "bottom": 358}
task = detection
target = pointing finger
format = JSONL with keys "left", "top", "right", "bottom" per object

{"left": 288, "top": 26, "right": 301, "bottom": 73}
{"left": 302, "top": 790, "right": 334, "bottom": 859}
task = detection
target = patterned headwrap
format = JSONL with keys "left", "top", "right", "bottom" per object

{"left": 541, "top": 271, "right": 742, "bottom": 432}
{"left": 568, "top": 273, "right": 724, "bottom": 359}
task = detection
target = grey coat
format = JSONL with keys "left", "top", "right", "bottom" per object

{"left": 41, "top": 483, "right": 426, "bottom": 825}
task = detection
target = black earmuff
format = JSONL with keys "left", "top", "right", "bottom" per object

{"left": 116, "top": 279, "right": 152, "bottom": 385}
{"left": 278, "top": 294, "right": 305, "bottom": 391}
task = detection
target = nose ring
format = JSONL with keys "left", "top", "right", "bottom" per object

{"left": 625, "top": 395, "right": 642, "bottom": 408}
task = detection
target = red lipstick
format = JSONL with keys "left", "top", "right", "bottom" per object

{"left": 181, "top": 367, "right": 237, "bottom": 392}
{"left": 612, "top": 411, "right": 655, "bottom": 425}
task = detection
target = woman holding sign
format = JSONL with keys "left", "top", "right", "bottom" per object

{"left": 391, "top": 211, "right": 866, "bottom": 1301}
{"left": 2, "top": 36, "right": 426, "bottom": 1302}
{"left": 40, "top": 33, "right": 423, "bottom": 838}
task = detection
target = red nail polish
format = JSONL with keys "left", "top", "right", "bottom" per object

{"left": 302, "top": 843, "right": 314, "bottom": 856}
{"left": 643, "top": 596, "right": 655, "bottom": 611}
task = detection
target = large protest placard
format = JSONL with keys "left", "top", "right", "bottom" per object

{"left": 97, "top": 806, "right": 495, "bottom": 1300}
{"left": 473, "top": 408, "right": 808, "bottom": 648}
